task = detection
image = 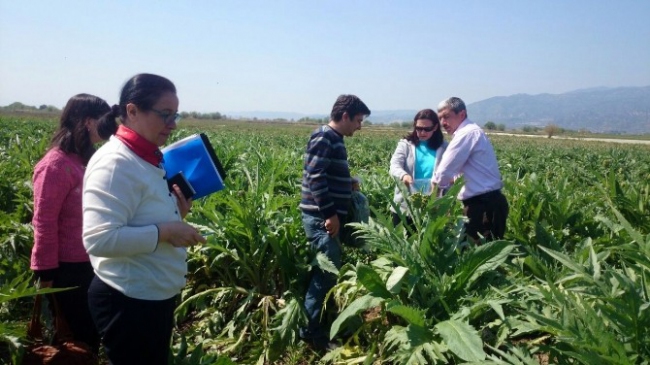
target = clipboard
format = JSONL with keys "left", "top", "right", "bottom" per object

{"left": 162, "top": 133, "right": 226, "bottom": 199}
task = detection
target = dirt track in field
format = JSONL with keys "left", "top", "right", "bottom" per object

{"left": 490, "top": 133, "right": 650, "bottom": 145}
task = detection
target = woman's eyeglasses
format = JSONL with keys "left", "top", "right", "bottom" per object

{"left": 415, "top": 126, "right": 435, "bottom": 132}
{"left": 151, "top": 108, "right": 181, "bottom": 125}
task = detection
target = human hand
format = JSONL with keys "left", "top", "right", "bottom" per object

{"left": 325, "top": 214, "right": 340, "bottom": 237}
{"left": 351, "top": 179, "right": 360, "bottom": 191}
{"left": 171, "top": 184, "right": 193, "bottom": 218}
{"left": 401, "top": 174, "right": 413, "bottom": 186}
{"left": 434, "top": 183, "right": 449, "bottom": 198}
{"left": 435, "top": 182, "right": 451, "bottom": 197}
{"left": 157, "top": 221, "right": 207, "bottom": 248}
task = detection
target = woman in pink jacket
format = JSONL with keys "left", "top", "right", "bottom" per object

{"left": 30, "top": 93, "right": 117, "bottom": 354}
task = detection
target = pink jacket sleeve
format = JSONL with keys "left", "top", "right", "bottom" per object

{"left": 30, "top": 153, "right": 73, "bottom": 270}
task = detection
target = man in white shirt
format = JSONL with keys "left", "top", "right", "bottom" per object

{"left": 432, "top": 97, "right": 509, "bottom": 242}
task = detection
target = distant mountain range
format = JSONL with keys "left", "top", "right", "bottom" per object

{"left": 4, "top": 87, "right": 649, "bottom": 134}
{"left": 468, "top": 86, "right": 650, "bottom": 134}
{"left": 226, "top": 86, "right": 650, "bottom": 134}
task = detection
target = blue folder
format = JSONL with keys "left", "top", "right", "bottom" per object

{"left": 162, "top": 133, "right": 226, "bottom": 199}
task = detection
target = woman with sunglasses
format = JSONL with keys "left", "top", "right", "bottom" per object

{"left": 389, "top": 109, "right": 448, "bottom": 227}
{"left": 83, "top": 73, "right": 206, "bottom": 365}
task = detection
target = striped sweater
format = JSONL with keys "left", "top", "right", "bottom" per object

{"left": 299, "top": 125, "right": 352, "bottom": 218}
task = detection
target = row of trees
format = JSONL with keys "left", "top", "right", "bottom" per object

{"left": 297, "top": 116, "right": 329, "bottom": 124}
{"left": 487, "top": 121, "right": 566, "bottom": 137}
{"left": 383, "top": 120, "right": 509, "bottom": 131}
{"left": 0, "top": 102, "right": 60, "bottom": 113}
{"left": 0, "top": 103, "right": 227, "bottom": 120}
{"left": 180, "top": 111, "right": 225, "bottom": 120}
{"left": 484, "top": 121, "right": 507, "bottom": 131}
{"left": 521, "top": 124, "right": 564, "bottom": 138}
{"left": 177, "top": 114, "right": 564, "bottom": 137}
{"left": 1, "top": 103, "right": 569, "bottom": 137}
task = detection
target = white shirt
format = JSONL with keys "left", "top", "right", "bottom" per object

{"left": 83, "top": 137, "right": 187, "bottom": 300}
{"left": 432, "top": 119, "right": 503, "bottom": 200}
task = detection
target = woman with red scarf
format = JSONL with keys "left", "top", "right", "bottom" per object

{"left": 83, "top": 74, "right": 206, "bottom": 365}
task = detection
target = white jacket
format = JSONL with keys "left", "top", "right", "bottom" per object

{"left": 83, "top": 136, "right": 187, "bottom": 300}
{"left": 389, "top": 139, "right": 448, "bottom": 214}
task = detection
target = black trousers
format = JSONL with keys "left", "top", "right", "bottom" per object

{"left": 88, "top": 276, "right": 176, "bottom": 365}
{"left": 462, "top": 190, "right": 509, "bottom": 242}
{"left": 49, "top": 262, "right": 100, "bottom": 354}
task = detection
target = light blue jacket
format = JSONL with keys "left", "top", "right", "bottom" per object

{"left": 389, "top": 139, "right": 448, "bottom": 213}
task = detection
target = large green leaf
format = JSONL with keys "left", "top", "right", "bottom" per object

{"left": 480, "top": 344, "right": 546, "bottom": 365}
{"left": 330, "top": 294, "right": 385, "bottom": 339}
{"left": 383, "top": 325, "right": 445, "bottom": 364}
{"left": 538, "top": 245, "right": 589, "bottom": 277}
{"left": 386, "top": 266, "right": 409, "bottom": 294}
{"left": 587, "top": 239, "right": 601, "bottom": 280}
{"left": 468, "top": 240, "right": 515, "bottom": 283}
{"left": 387, "top": 304, "right": 426, "bottom": 327}
{"left": 0, "top": 272, "right": 71, "bottom": 303}
{"left": 435, "top": 319, "right": 486, "bottom": 361}
{"left": 314, "top": 252, "right": 339, "bottom": 275}
{"left": 606, "top": 194, "right": 647, "bottom": 246}
{"left": 268, "top": 296, "right": 304, "bottom": 361}
{"left": 453, "top": 240, "right": 515, "bottom": 294}
{"left": 356, "top": 263, "right": 393, "bottom": 299}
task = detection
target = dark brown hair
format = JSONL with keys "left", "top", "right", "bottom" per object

{"left": 98, "top": 73, "right": 176, "bottom": 127}
{"left": 330, "top": 94, "right": 371, "bottom": 122}
{"left": 404, "top": 109, "right": 443, "bottom": 149}
{"left": 49, "top": 93, "right": 116, "bottom": 164}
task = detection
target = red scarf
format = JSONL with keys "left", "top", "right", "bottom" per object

{"left": 114, "top": 125, "right": 163, "bottom": 166}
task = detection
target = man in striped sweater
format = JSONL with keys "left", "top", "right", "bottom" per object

{"left": 299, "top": 94, "right": 371, "bottom": 350}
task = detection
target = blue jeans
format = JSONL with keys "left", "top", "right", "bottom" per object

{"left": 301, "top": 212, "right": 342, "bottom": 341}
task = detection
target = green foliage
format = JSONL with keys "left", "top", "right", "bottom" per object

{"left": 435, "top": 319, "right": 486, "bottom": 361}
{"left": 2, "top": 117, "right": 650, "bottom": 364}
{"left": 0, "top": 103, "right": 60, "bottom": 113}
{"left": 521, "top": 125, "right": 539, "bottom": 133}
{"left": 0, "top": 273, "right": 73, "bottom": 364}
{"left": 179, "top": 111, "right": 224, "bottom": 120}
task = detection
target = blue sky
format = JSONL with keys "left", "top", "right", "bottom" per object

{"left": 1, "top": 0, "right": 649, "bottom": 115}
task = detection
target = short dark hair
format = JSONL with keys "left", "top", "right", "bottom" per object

{"left": 50, "top": 93, "right": 114, "bottom": 164}
{"left": 330, "top": 94, "right": 371, "bottom": 122}
{"left": 404, "top": 108, "right": 444, "bottom": 150}
{"left": 100, "top": 73, "right": 177, "bottom": 127}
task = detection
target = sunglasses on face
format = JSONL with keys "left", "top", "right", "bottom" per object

{"left": 415, "top": 126, "right": 435, "bottom": 132}
{"left": 151, "top": 108, "right": 181, "bottom": 125}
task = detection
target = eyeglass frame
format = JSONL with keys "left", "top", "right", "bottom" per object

{"left": 150, "top": 108, "right": 181, "bottom": 125}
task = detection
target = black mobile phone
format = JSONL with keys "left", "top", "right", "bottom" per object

{"left": 167, "top": 171, "right": 196, "bottom": 200}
